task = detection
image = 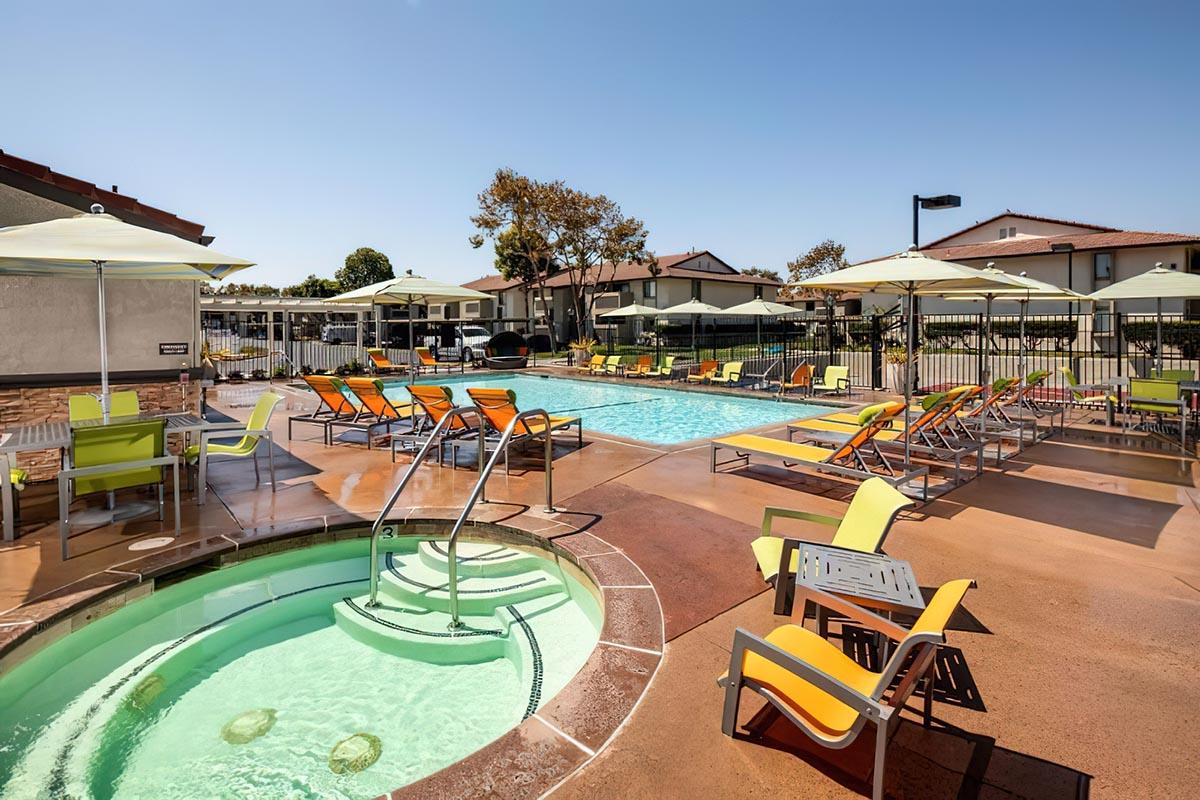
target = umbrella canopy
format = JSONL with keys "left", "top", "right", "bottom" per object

{"left": 654, "top": 299, "right": 724, "bottom": 316}
{"left": 327, "top": 272, "right": 492, "bottom": 381}
{"left": 0, "top": 208, "right": 255, "bottom": 417}
{"left": 598, "top": 303, "right": 661, "bottom": 318}
{"left": 1087, "top": 266, "right": 1200, "bottom": 372}
{"left": 794, "top": 249, "right": 1022, "bottom": 468}
{"left": 720, "top": 298, "right": 802, "bottom": 316}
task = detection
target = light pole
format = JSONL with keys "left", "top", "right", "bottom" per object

{"left": 910, "top": 193, "right": 962, "bottom": 391}
{"left": 1050, "top": 241, "right": 1076, "bottom": 315}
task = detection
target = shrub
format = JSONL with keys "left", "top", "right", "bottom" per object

{"left": 923, "top": 320, "right": 979, "bottom": 350}
{"left": 993, "top": 319, "right": 1077, "bottom": 351}
{"left": 272, "top": 365, "right": 289, "bottom": 379}
{"left": 1122, "top": 320, "right": 1200, "bottom": 359}
{"left": 250, "top": 368, "right": 267, "bottom": 381}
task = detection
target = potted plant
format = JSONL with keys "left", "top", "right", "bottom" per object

{"left": 884, "top": 347, "right": 917, "bottom": 393}
{"left": 568, "top": 337, "right": 597, "bottom": 367}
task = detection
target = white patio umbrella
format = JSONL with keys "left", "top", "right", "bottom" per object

{"left": 1088, "top": 264, "right": 1200, "bottom": 374}
{"left": 599, "top": 302, "right": 661, "bottom": 344}
{"left": 720, "top": 298, "right": 802, "bottom": 350}
{"left": 327, "top": 270, "right": 492, "bottom": 382}
{"left": 654, "top": 298, "right": 723, "bottom": 351}
{"left": 0, "top": 206, "right": 254, "bottom": 418}
{"left": 793, "top": 249, "right": 1022, "bottom": 466}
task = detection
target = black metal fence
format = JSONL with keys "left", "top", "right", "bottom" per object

{"left": 597, "top": 312, "right": 1200, "bottom": 397}
{"left": 200, "top": 314, "right": 542, "bottom": 378}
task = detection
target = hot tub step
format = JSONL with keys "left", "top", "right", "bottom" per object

{"left": 333, "top": 595, "right": 509, "bottom": 665}
{"left": 417, "top": 540, "right": 546, "bottom": 578}
{"left": 378, "top": 552, "right": 565, "bottom": 615}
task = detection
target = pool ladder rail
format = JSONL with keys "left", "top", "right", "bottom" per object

{"left": 366, "top": 405, "right": 557, "bottom": 629}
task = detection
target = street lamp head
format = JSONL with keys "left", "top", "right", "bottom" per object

{"left": 918, "top": 194, "right": 962, "bottom": 210}
{"left": 1049, "top": 242, "right": 1075, "bottom": 253}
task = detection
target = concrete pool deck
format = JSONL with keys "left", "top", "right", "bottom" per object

{"left": 2, "top": 372, "right": 1199, "bottom": 798}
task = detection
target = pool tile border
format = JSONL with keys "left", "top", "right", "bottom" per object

{"left": 0, "top": 508, "right": 665, "bottom": 800}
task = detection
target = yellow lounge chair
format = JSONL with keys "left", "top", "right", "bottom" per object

{"left": 709, "top": 361, "right": 744, "bottom": 386}
{"left": 718, "top": 579, "right": 976, "bottom": 800}
{"left": 366, "top": 347, "right": 408, "bottom": 375}
{"left": 593, "top": 355, "right": 620, "bottom": 375}
{"left": 577, "top": 354, "right": 604, "bottom": 373}
{"left": 780, "top": 362, "right": 813, "bottom": 394}
{"left": 812, "top": 364, "right": 851, "bottom": 395}
{"left": 686, "top": 359, "right": 718, "bottom": 384}
{"left": 710, "top": 403, "right": 929, "bottom": 500}
{"left": 466, "top": 387, "right": 583, "bottom": 473}
{"left": 750, "top": 476, "right": 914, "bottom": 591}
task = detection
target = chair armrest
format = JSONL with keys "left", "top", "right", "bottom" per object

{"left": 761, "top": 506, "right": 841, "bottom": 537}
{"left": 798, "top": 586, "right": 911, "bottom": 641}
{"left": 837, "top": 376, "right": 851, "bottom": 390}
{"left": 200, "top": 421, "right": 249, "bottom": 431}
{"left": 1127, "top": 396, "right": 1185, "bottom": 411}
{"left": 725, "top": 628, "right": 888, "bottom": 720}
{"left": 60, "top": 455, "right": 179, "bottom": 479}
{"left": 200, "top": 428, "right": 273, "bottom": 443}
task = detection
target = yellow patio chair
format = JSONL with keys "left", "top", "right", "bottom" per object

{"left": 577, "top": 354, "right": 604, "bottom": 373}
{"left": 594, "top": 355, "right": 621, "bottom": 375}
{"left": 718, "top": 579, "right": 976, "bottom": 800}
{"left": 812, "top": 364, "right": 851, "bottom": 395}
{"left": 646, "top": 355, "right": 677, "bottom": 378}
{"left": 709, "top": 361, "right": 744, "bottom": 386}
{"left": 1125, "top": 378, "right": 1186, "bottom": 450}
{"left": 686, "top": 359, "right": 718, "bottom": 384}
{"left": 186, "top": 391, "right": 283, "bottom": 505}
{"left": 750, "top": 476, "right": 914, "bottom": 588}
{"left": 68, "top": 393, "right": 103, "bottom": 422}
{"left": 108, "top": 390, "right": 140, "bottom": 417}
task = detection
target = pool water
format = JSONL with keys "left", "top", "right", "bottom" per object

{"left": 389, "top": 373, "right": 834, "bottom": 445}
{"left": 0, "top": 538, "right": 600, "bottom": 800}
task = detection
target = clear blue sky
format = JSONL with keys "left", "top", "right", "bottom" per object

{"left": 4, "top": 1, "right": 1196, "bottom": 287}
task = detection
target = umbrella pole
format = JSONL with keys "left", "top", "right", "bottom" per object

{"left": 983, "top": 295, "right": 993, "bottom": 387}
{"left": 904, "top": 287, "right": 913, "bottom": 468}
{"left": 96, "top": 261, "right": 110, "bottom": 421}
{"left": 1155, "top": 297, "right": 1163, "bottom": 376}
{"left": 409, "top": 305, "right": 416, "bottom": 385}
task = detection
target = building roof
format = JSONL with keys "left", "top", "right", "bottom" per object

{"left": 922, "top": 210, "right": 1119, "bottom": 249}
{"left": 921, "top": 230, "right": 1200, "bottom": 262}
{"left": 0, "top": 150, "right": 209, "bottom": 243}
{"left": 463, "top": 251, "right": 779, "bottom": 294}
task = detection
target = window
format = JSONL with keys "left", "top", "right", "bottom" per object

{"left": 692, "top": 279, "right": 702, "bottom": 300}
{"left": 754, "top": 284, "right": 764, "bottom": 299}
{"left": 464, "top": 301, "right": 480, "bottom": 315}
{"left": 643, "top": 279, "right": 656, "bottom": 299}
{"left": 999, "top": 226, "right": 1017, "bottom": 239}
{"left": 1093, "top": 252, "right": 1113, "bottom": 282}
{"left": 999, "top": 228, "right": 1007, "bottom": 239}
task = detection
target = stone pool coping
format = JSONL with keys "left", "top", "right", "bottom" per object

{"left": 0, "top": 504, "right": 665, "bottom": 800}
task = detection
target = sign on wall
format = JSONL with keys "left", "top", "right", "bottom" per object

{"left": 159, "top": 342, "right": 189, "bottom": 355}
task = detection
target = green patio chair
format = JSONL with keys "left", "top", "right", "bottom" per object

{"left": 59, "top": 418, "right": 179, "bottom": 559}
{"left": 185, "top": 392, "right": 283, "bottom": 505}
{"left": 109, "top": 390, "right": 141, "bottom": 417}
{"left": 1125, "top": 378, "right": 1186, "bottom": 450}
{"left": 1059, "top": 367, "right": 1116, "bottom": 412}
{"left": 812, "top": 364, "right": 851, "bottom": 395}
{"left": 68, "top": 394, "right": 103, "bottom": 422}
{"left": 1152, "top": 369, "right": 1195, "bottom": 381}
{"left": 6, "top": 467, "right": 27, "bottom": 526}
{"left": 647, "top": 355, "right": 677, "bottom": 378}
{"left": 603, "top": 355, "right": 626, "bottom": 375}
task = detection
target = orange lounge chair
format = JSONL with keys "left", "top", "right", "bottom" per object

{"left": 466, "top": 387, "right": 583, "bottom": 473}
{"left": 686, "top": 359, "right": 719, "bottom": 384}
{"left": 366, "top": 348, "right": 407, "bottom": 375}
{"left": 626, "top": 355, "right": 653, "bottom": 378}
{"left": 327, "top": 377, "right": 420, "bottom": 449}
{"left": 414, "top": 346, "right": 444, "bottom": 374}
{"left": 391, "top": 384, "right": 481, "bottom": 463}
{"left": 290, "top": 374, "right": 360, "bottom": 445}
{"left": 780, "top": 362, "right": 813, "bottom": 394}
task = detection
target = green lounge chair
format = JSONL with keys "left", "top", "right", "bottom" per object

{"left": 709, "top": 361, "right": 744, "bottom": 386}
{"left": 647, "top": 355, "right": 676, "bottom": 378}
{"left": 59, "top": 418, "right": 180, "bottom": 559}
{"left": 186, "top": 392, "right": 283, "bottom": 505}
{"left": 812, "top": 364, "right": 851, "bottom": 395}
{"left": 603, "top": 355, "right": 626, "bottom": 375}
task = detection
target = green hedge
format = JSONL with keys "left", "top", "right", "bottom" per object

{"left": 1122, "top": 320, "right": 1200, "bottom": 359}
{"left": 992, "top": 319, "right": 1077, "bottom": 351}
{"left": 923, "top": 320, "right": 979, "bottom": 349}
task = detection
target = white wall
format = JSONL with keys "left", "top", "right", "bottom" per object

{"left": 933, "top": 215, "right": 1104, "bottom": 247}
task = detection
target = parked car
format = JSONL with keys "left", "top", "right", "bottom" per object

{"left": 321, "top": 323, "right": 361, "bottom": 345}
{"left": 425, "top": 325, "right": 493, "bottom": 362}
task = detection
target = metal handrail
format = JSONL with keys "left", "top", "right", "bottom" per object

{"left": 365, "top": 406, "right": 484, "bottom": 607}
{"left": 268, "top": 349, "right": 301, "bottom": 382}
{"left": 444, "top": 408, "right": 555, "bottom": 627}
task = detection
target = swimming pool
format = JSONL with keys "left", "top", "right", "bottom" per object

{"left": 389, "top": 373, "right": 835, "bottom": 445}
{"left": 0, "top": 537, "right": 601, "bottom": 799}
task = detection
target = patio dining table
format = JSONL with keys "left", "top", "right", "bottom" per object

{"left": 1, "top": 413, "right": 207, "bottom": 541}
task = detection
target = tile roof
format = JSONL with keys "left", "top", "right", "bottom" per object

{"left": 0, "top": 150, "right": 208, "bottom": 242}
{"left": 922, "top": 210, "right": 1118, "bottom": 248}
{"left": 923, "top": 230, "right": 1200, "bottom": 262}
{"left": 461, "top": 251, "right": 780, "bottom": 293}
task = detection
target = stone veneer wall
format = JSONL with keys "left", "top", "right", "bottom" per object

{"left": 0, "top": 381, "right": 201, "bottom": 481}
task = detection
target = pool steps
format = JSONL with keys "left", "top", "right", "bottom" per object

{"left": 333, "top": 540, "right": 566, "bottom": 667}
